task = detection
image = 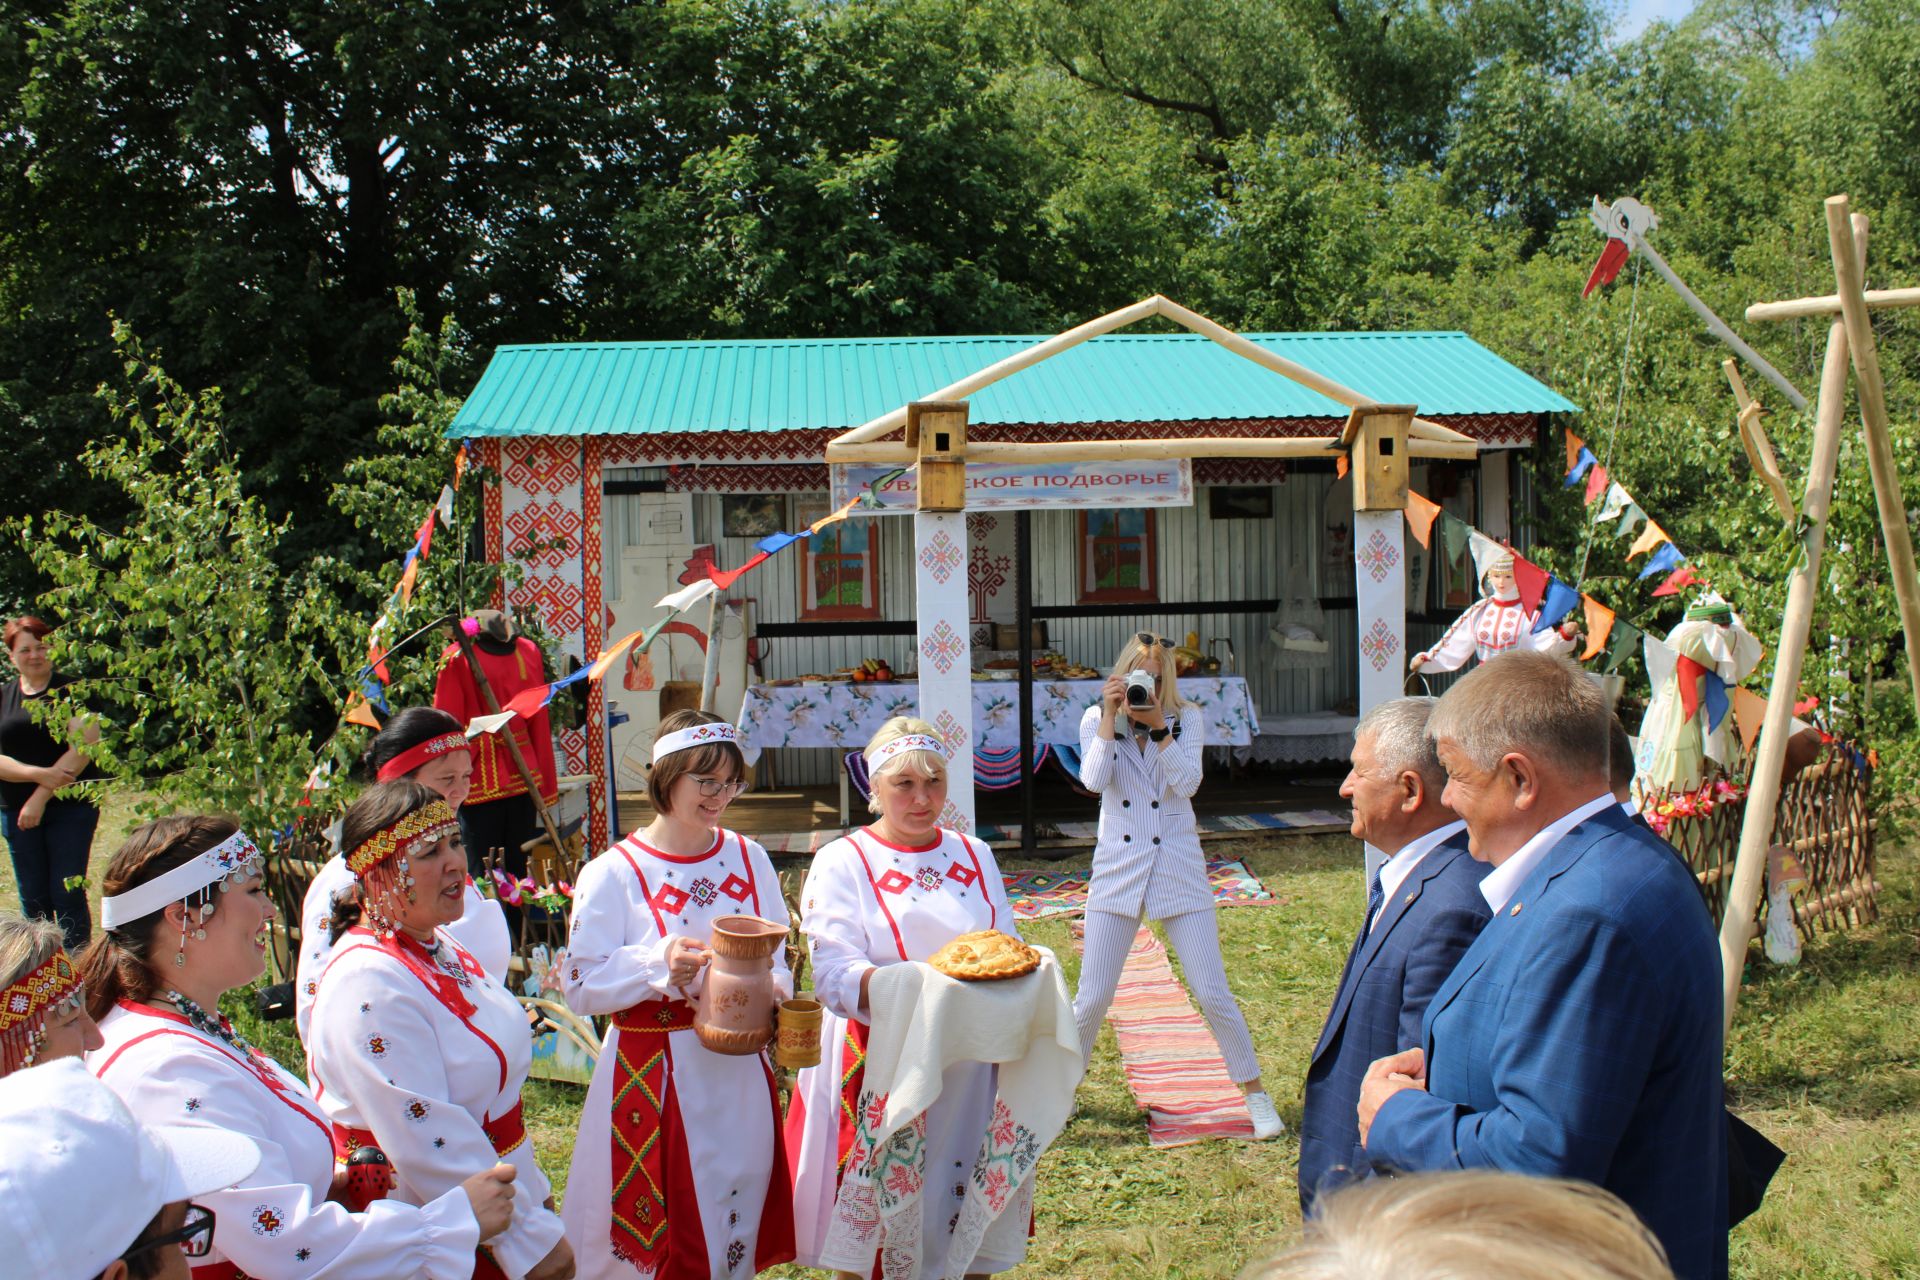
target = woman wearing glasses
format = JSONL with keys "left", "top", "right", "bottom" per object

{"left": 561, "top": 709, "right": 795, "bottom": 1279}
{"left": 1072, "top": 632, "right": 1283, "bottom": 1139}
{"left": 83, "top": 814, "right": 516, "bottom": 1280}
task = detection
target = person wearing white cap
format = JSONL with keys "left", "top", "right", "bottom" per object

{"left": 786, "top": 715, "right": 1024, "bottom": 1279}
{"left": 308, "top": 781, "right": 572, "bottom": 1280}
{"left": 1409, "top": 549, "right": 1579, "bottom": 675}
{"left": 560, "top": 708, "right": 794, "bottom": 1279}
{"left": 79, "top": 815, "right": 516, "bottom": 1280}
{"left": 0, "top": 1057, "right": 260, "bottom": 1280}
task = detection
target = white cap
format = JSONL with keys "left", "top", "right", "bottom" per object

{"left": 0, "top": 1058, "right": 261, "bottom": 1280}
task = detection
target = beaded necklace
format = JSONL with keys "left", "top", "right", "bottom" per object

{"left": 164, "top": 989, "right": 258, "bottom": 1059}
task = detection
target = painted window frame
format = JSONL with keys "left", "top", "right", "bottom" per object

{"left": 1077, "top": 509, "right": 1159, "bottom": 604}
{"left": 796, "top": 496, "right": 883, "bottom": 621}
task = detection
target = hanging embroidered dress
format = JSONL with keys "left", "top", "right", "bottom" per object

{"left": 784, "top": 826, "right": 1025, "bottom": 1278}
{"left": 560, "top": 829, "right": 795, "bottom": 1279}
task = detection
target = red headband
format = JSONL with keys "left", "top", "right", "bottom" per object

{"left": 376, "top": 731, "right": 470, "bottom": 782}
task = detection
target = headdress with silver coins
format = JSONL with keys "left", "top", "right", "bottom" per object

{"left": 346, "top": 799, "right": 461, "bottom": 938}
{"left": 651, "top": 721, "right": 740, "bottom": 764}
{"left": 0, "top": 947, "right": 83, "bottom": 1075}
{"left": 99, "top": 829, "right": 264, "bottom": 969}
{"left": 867, "top": 733, "right": 948, "bottom": 772}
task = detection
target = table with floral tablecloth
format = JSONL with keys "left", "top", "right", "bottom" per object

{"left": 733, "top": 677, "right": 1260, "bottom": 763}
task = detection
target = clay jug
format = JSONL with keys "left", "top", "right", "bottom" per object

{"left": 692, "top": 915, "right": 786, "bottom": 1055}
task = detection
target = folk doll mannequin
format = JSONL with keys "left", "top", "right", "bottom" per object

{"left": 1409, "top": 551, "right": 1578, "bottom": 675}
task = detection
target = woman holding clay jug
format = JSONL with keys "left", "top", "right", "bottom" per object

{"left": 561, "top": 709, "right": 796, "bottom": 1279}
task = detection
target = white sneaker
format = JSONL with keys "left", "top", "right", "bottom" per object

{"left": 1244, "top": 1090, "right": 1286, "bottom": 1140}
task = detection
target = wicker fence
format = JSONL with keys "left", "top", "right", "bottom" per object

{"left": 1645, "top": 739, "right": 1879, "bottom": 940}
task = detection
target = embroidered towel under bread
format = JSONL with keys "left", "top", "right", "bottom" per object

{"left": 820, "top": 948, "right": 1084, "bottom": 1279}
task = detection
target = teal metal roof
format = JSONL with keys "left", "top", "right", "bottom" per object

{"left": 449, "top": 332, "right": 1577, "bottom": 438}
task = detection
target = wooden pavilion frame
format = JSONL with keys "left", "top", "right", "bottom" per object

{"left": 824, "top": 295, "right": 1489, "bottom": 851}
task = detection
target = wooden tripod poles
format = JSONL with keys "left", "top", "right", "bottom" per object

{"left": 1715, "top": 211, "right": 1864, "bottom": 1033}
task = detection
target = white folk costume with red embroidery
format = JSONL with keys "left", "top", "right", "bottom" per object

{"left": 308, "top": 927, "right": 566, "bottom": 1279}
{"left": 90, "top": 1001, "right": 480, "bottom": 1280}
{"left": 296, "top": 854, "right": 511, "bottom": 1042}
{"left": 560, "top": 829, "right": 795, "bottom": 1280}
{"left": 1410, "top": 587, "right": 1577, "bottom": 673}
{"left": 784, "top": 826, "right": 1023, "bottom": 1278}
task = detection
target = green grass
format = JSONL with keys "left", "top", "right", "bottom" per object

{"left": 9, "top": 794, "right": 1917, "bottom": 1278}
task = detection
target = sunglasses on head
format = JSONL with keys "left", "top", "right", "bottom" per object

{"left": 1134, "top": 633, "right": 1173, "bottom": 648}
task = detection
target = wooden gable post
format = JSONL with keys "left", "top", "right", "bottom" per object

{"left": 1345, "top": 405, "right": 1417, "bottom": 884}
{"left": 907, "top": 401, "right": 978, "bottom": 831}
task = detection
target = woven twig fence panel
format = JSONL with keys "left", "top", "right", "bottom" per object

{"left": 1643, "top": 739, "right": 1876, "bottom": 936}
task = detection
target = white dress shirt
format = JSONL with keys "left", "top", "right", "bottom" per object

{"left": 1619, "top": 799, "right": 1640, "bottom": 819}
{"left": 1371, "top": 819, "right": 1467, "bottom": 933}
{"left": 1480, "top": 792, "right": 1618, "bottom": 914}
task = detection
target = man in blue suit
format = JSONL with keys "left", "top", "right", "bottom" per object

{"left": 1298, "top": 697, "right": 1490, "bottom": 1212}
{"left": 1359, "top": 652, "right": 1729, "bottom": 1280}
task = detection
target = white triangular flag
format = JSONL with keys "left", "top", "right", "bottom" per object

{"left": 435, "top": 485, "right": 455, "bottom": 527}
{"left": 657, "top": 579, "right": 719, "bottom": 613}
{"left": 465, "top": 711, "right": 517, "bottom": 737}
{"left": 1595, "top": 481, "right": 1631, "bottom": 525}
{"left": 1616, "top": 502, "right": 1647, "bottom": 538}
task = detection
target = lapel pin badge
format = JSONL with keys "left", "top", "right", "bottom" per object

{"left": 1510, "top": 902, "right": 1524, "bottom": 916}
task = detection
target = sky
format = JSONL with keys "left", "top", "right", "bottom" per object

{"left": 1617, "top": 0, "right": 1698, "bottom": 39}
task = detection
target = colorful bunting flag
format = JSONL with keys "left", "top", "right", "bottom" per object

{"left": 1595, "top": 482, "right": 1632, "bottom": 526}
{"left": 1336, "top": 453, "right": 1350, "bottom": 480}
{"left": 343, "top": 693, "right": 381, "bottom": 729}
{"left": 1637, "top": 543, "right": 1685, "bottom": 580}
{"left": 1651, "top": 565, "right": 1706, "bottom": 598}
{"left": 1580, "top": 596, "right": 1616, "bottom": 660}
{"left": 1583, "top": 464, "right": 1609, "bottom": 505}
{"left": 1605, "top": 621, "right": 1640, "bottom": 674}
{"left": 1617, "top": 501, "right": 1647, "bottom": 538}
{"left": 1730, "top": 687, "right": 1770, "bottom": 754}
{"left": 587, "top": 629, "right": 648, "bottom": 682}
{"left": 1703, "top": 671, "right": 1730, "bottom": 731}
{"left": 1564, "top": 446, "right": 1598, "bottom": 487}
{"left": 1564, "top": 430, "right": 1587, "bottom": 472}
{"left": 1675, "top": 654, "right": 1709, "bottom": 721}
{"left": 1533, "top": 578, "right": 1582, "bottom": 633}
{"left": 1511, "top": 553, "right": 1549, "bottom": 614}
{"left": 1439, "top": 512, "right": 1471, "bottom": 568}
{"left": 1404, "top": 491, "right": 1443, "bottom": 549}
{"left": 1627, "top": 520, "right": 1670, "bottom": 560}
{"left": 657, "top": 579, "right": 719, "bottom": 613}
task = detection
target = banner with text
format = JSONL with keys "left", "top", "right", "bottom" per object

{"left": 830, "top": 459, "right": 1194, "bottom": 513}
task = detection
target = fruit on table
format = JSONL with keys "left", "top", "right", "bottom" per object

{"left": 850, "top": 657, "right": 894, "bottom": 683}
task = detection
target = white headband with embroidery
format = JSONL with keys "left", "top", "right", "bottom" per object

{"left": 652, "top": 722, "right": 741, "bottom": 764}
{"left": 868, "top": 733, "right": 948, "bottom": 770}
{"left": 100, "top": 830, "right": 263, "bottom": 929}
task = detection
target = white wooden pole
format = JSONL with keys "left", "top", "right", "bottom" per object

{"left": 1635, "top": 239, "right": 1809, "bottom": 411}
{"left": 913, "top": 510, "right": 977, "bottom": 833}
{"left": 1745, "top": 284, "right": 1920, "bottom": 324}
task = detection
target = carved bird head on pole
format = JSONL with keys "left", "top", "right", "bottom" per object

{"left": 1583, "top": 196, "right": 1660, "bottom": 298}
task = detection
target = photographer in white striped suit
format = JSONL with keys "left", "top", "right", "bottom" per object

{"left": 1071, "top": 631, "right": 1283, "bottom": 1140}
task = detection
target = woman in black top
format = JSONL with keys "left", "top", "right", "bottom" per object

{"left": 0, "top": 616, "right": 102, "bottom": 948}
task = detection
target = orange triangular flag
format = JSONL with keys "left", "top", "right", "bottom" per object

{"left": 343, "top": 694, "right": 381, "bottom": 729}
{"left": 1336, "top": 453, "right": 1350, "bottom": 480}
{"left": 398, "top": 559, "right": 420, "bottom": 605}
{"left": 1730, "top": 686, "right": 1770, "bottom": 755}
{"left": 1580, "top": 596, "right": 1615, "bottom": 661}
{"left": 1405, "top": 491, "right": 1443, "bottom": 548}
{"left": 1565, "top": 430, "right": 1587, "bottom": 472}
{"left": 1627, "top": 520, "right": 1669, "bottom": 560}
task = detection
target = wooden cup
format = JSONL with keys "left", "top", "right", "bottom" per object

{"left": 774, "top": 997, "right": 824, "bottom": 1069}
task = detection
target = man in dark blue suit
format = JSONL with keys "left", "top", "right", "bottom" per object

{"left": 1298, "top": 697, "right": 1490, "bottom": 1213}
{"left": 1359, "top": 652, "right": 1729, "bottom": 1280}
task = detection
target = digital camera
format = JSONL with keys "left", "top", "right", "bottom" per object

{"left": 1124, "top": 669, "right": 1157, "bottom": 708}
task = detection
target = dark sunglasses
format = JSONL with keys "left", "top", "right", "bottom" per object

{"left": 1134, "top": 632, "right": 1173, "bottom": 648}
{"left": 122, "top": 1203, "right": 216, "bottom": 1262}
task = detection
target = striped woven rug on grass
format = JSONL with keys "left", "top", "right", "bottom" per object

{"left": 1006, "top": 858, "right": 1276, "bottom": 921}
{"left": 1076, "top": 923, "right": 1254, "bottom": 1148}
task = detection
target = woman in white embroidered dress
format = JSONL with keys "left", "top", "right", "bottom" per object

{"left": 82, "top": 814, "right": 515, "bottom": 1280}
{"left": 308, "top": 783, "right": 574, "bottom": 1280}
{"left": 785, "top": 717, "right": 1022, "bottom": 1280}
{"left": 1072, "top": 632, "right": 1283, "bottom": 1139}
{"left": 562, "top": 709, "right": 794, "bottom": 1279}
{"left": 1409, "top": 550, "right": 1579, "bottom": 674}
{"left": 297, "top": 708, "right": 512, "bottom": 1042}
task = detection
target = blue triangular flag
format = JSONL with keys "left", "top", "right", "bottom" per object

{"left": 1637, "top": 543, "right": 1685, "bottom": 580}
{"left": 1703, "top": 672, "right": 1730, "bottom": 731}
{"left": 1563, "top": 447, "right": 1598, "bottom": 487}
{"left": 755, "top": 530, "right": 805, "bottom": 556}
{"left": 1532, "top": 578, "right": 1583, "bottom": 633}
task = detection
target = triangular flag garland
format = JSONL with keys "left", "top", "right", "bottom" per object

{"left": 1627, "top": 519, "right": 1671, "bottom": 561}
{"left": 1637, "top": 542, "right": 1686, "bottom": 580}
{"left": 1565, "top": 430, "right": 1587, "bottom": 473}
{"left": 1674, "top": 653, "right": 1709, "bottom": 722}
{"left": 1439, "top": 511, "right": 1471, "bottom": 567}
{"left": 1583, "top": 464, "right": 1609, "bottom": 506}
{"left": 1730, "top": 687, "right": 1769, "bottom": 754}
{"left": 1703, "top": 671, "right": 1730, "bottom": 732}
{"left": 1533, "top": 578, "right": 1582, "bottom": 634}
{"left": 1405, "top": 491, "right": 1443, "bottom": 549}
{"left": 1564, "top": 446, "right": 1597, "bottom": 487}
{"left": 1651, "top": 565, "right": 1706, "bottom": 598}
